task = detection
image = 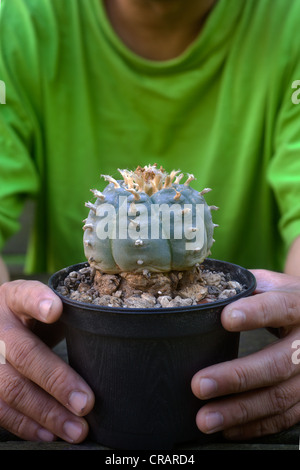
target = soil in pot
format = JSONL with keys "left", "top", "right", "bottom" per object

{"left": 55, "top": 262, "right": 247, "bottom": 309}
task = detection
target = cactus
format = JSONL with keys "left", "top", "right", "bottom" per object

{"left": 83, "top": 164, "right": 217, "bottom": 274}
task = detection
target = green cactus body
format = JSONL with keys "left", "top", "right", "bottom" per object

{"left": 83, "top": 165, "right": 216, "bottom": 273}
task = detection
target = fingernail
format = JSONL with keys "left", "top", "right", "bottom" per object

{"left": 37, "top": 428, "right": 56, "bottom": 442}
{"left": 227, "top": 309, "right": 246, "bottom": 329}
{"left": 63, "top": 420, "right": 84, "bottom": 442}
{"left": 39, "top": 299, "right": 53, "bottom": 320}
{"left": 199, "top": 378, "right": 217, "bottom": 398}
{"left": 204, "top": 411, "right": 224, "bottom": 434}
{"left": 68, "top": 391, "right": 88, "bottom": 414}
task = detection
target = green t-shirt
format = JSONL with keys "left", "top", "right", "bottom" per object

{"left": 0, "top": 0, "right": 300, "bottom": 274}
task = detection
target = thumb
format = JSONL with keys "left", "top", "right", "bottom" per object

{"left": 0, "top": 280, "right": 63, "bottom": 324}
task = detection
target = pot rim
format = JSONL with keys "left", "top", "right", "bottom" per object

{"left": 48, "top": 258, "right": 256, "bottom": 315}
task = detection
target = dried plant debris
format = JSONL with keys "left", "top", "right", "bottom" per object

{"left": 56, "top": 265, "right": 246, "bottom": 308}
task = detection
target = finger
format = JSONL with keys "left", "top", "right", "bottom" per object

{"left": 1, "top": 322, "right": 95, "bottom": 417}
{"left": 223, "top": 401, "right": 300, "bottom": 441}
{"left": 191, "top": 334, "right": 299, "bottom": 400}
{"left": 250, "top": 269, "right": 300, "bottom": 294}
{"left": 221, "top": 289, "right": 300, "bottom": 332}
{"left": 195, "top": 373, "right": 300, "bottom": 435}
{"left": 0, "top": 280, "right": 63, "bottom": 324}
{"left": 0, "top": 362, "right": 89, "bottom": 443}
{"left": 0, "top": 397, "right": 56, "bottom": 442}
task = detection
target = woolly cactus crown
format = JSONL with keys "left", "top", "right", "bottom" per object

{"left": 83, "top": 164, "right": 217, "bottom": 273}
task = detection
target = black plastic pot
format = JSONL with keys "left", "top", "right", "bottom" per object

{"left": 49, "top": 259, "right": 256, "bottom": 450}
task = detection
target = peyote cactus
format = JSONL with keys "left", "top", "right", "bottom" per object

{"left": 83, "top": 164, "right": 217, "bottom": 274}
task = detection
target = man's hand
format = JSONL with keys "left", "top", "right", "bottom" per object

{"left": 0, "top": 280, "right": 95, "bottom": 442}
{"left": 191, "top": 269, "right": 300, "bottom": 440}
